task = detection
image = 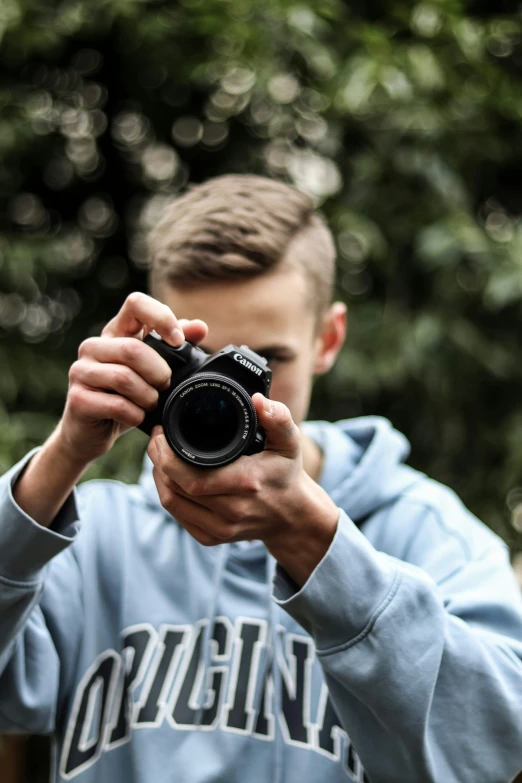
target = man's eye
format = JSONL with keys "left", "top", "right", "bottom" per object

{"left": 265, "top": 355, "right": 287, "bottom": 366}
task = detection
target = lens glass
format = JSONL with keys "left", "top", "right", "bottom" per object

{"left": 178, "top": 389, "right": 239, "bottom": 452}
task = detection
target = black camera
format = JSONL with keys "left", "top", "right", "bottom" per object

{"left": 138, "top": 332, "right": 272, "bottom": 468}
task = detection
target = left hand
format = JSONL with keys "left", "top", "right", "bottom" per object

{"left": 147, "top": 393, "right": 340, "bottom": 585}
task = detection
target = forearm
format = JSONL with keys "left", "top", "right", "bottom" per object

{"left": 0, "top": 446, "right": 82, "bottom": 734}
{"left": 13, "top": 424, "right": 91, "bottom": 529}
{"left": 272, "top": 511, "right": 522, "bottom": 782}
{"left": 317, "top": 581, "right": 522, "bottom": 783}
{"left": 264, "top": 472, "right": 340, "bottom": 588}
{"left": 0, "top": 447, "right": 83, "bottom": 734}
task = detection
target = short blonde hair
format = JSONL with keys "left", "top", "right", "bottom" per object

{"left": 147, "top": 174, "right": 336, "bottom": 317}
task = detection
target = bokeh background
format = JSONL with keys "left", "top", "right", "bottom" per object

{"left": 2, "top": 0, "right": 522, "bottom": 779}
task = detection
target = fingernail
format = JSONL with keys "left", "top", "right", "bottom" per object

{"left": 152, "top": 425, "right": 163, "bottom": 438}
{"left": 171, "top": 328, "right": 184, "bottom": 346}
{"left": 263, "top": 397, "right": 274, "bottom": 415}
{"left": 160, "top": 376, "right": 171, "bottom": 391}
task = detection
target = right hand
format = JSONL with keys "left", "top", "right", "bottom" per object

{"left": 57, "top": 291, "right": 208, "bottom": 466}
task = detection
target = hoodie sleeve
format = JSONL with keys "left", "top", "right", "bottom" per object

{"left": 0, "top": 448, "right": 83, "bottom": 734}
{"left": 272, "top": 505, "right": 522, "bottom": 783}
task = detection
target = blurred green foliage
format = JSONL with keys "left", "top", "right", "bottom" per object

{"left": 2, "top": 0, "right": 522, "bottom": 558}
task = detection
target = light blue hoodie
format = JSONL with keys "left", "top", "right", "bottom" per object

{"left": 1, "top": 416, "right": 522, "bottom": 783}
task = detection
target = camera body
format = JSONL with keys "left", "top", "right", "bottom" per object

{"left": 139, "top": 332, "right": 272, "bottom": 467}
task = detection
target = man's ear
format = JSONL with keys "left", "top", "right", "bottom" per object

{"left": 313, "top": 301, "right": 347, "bottom": 375}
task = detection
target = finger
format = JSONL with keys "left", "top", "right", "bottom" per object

{"left": 141, "top": 318, "right": 208, "bottom": 345}
{"left": 101, "top": 291, "right": 185, "bottom": 348}
{"left": 153, "top": 434, "right": 261, "bottom": 496}
{"left": 152, "top": 468, "right": 233, "bottom": 544}
{"left": 147, "top": 434, "right": 193, "bottom": 495}
{"left": 177, "top": 319, "right": 209, "bottom": 347}
{"left": 176, "top": 517, "right": 222, "bottom": 547}
{"left": 252, "top": 394, "right": 300, "bottom": 458}
{"left": 69, "top": 360, "right": 160, "bottom": 412}
{"left": 67, "top": 385, "right": 145, "bottom": 428}
{"left": 142, "top": 318, "right": 208, "bottom": 343}
{"left": 77, "top": 337, "right": 172, "bottom": 391}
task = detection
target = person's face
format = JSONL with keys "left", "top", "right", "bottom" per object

{"left": 161, "top": 267, "right": 347, "bottom": 426}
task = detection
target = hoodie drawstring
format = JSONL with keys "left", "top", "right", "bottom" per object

{"left": 194, "top": 544, "right": 284, "bottom": 783}
{"left": 266, "top": 553, "right": 284, "bottom": 783}
{"left": 194, "top": 543, "right": 229, "bottom": 727}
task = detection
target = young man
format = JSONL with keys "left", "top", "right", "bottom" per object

{"left": 1, "top": 175, "right": 522, "bottom": 783}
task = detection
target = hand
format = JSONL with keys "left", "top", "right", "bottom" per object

{"left": 147, "top": 394, "right": 340, "bottom": 587}
{"left": 57, "top": 291, "right": 208, "bottom": 466}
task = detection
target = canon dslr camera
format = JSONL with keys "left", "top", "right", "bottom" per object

{"left": 138, "top": 332, "right": 272, "bottom": 467}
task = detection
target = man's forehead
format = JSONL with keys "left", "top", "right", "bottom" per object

{"left": 200, "top": 324, "right": 302, "bottom": 356}
{"left": 162, "top": 270, "right": 314, "bottom": 348}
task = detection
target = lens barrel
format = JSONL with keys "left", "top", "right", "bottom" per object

{"left": 162, "top": 373, "right": 258, "bottom": 467}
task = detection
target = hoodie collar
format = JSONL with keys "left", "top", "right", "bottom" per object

{"left": 317, "top": 416, "right": 421, "bottom": 521}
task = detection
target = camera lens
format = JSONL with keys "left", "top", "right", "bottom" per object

{"left": 178, "top": 389, "right": 239, "bottom": 452}
{"left": 162, "top": 373, "right": 258, "bottom": 467}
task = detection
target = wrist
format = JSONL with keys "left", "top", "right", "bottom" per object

{"left": 264, "top": 471, "right": 340, "bottom": 588}
{"left": 53, "top": 420, "right": 97, "bottom": 471}
{"left": 13, "top": 426, "right": 90, "bottom": 530}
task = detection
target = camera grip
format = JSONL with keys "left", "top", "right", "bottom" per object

{"left": 138, "top": 334, "right": 205, "bottom": 436}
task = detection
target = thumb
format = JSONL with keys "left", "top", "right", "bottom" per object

{"left": 252, "top": 393, "right": 300, "bottom": 458}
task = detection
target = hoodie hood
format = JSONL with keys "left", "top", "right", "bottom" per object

{"left": 138, "top": 415, "right": 422, "bottom": 526}
{"left": 306, "top": 415, "right": 423, "bottom": 522}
